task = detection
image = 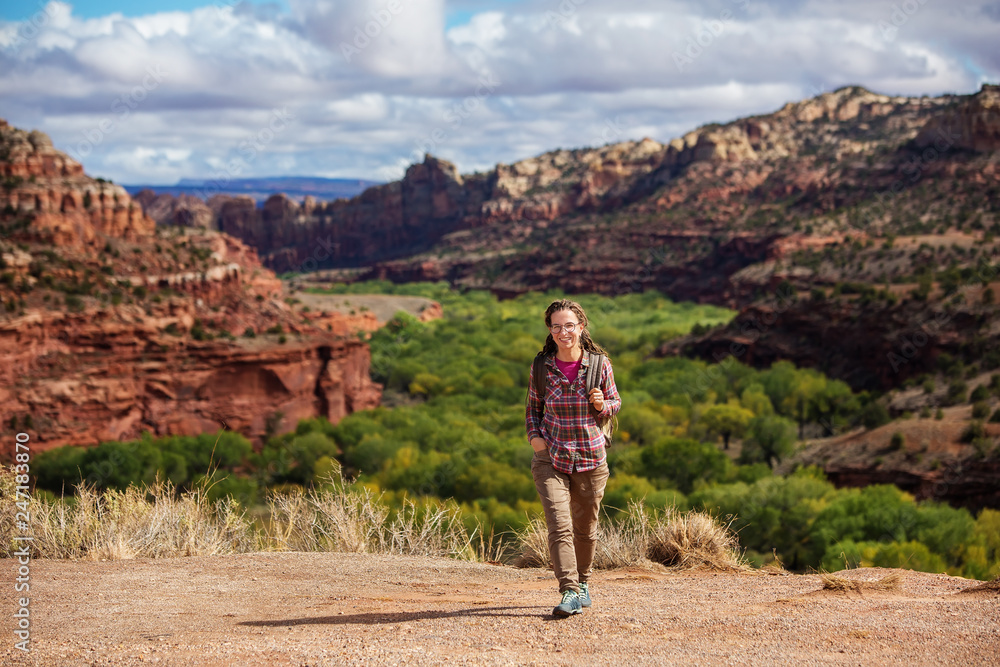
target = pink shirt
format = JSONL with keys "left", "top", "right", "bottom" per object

{"left": 554, "top": 357, "right": 582, "bottom": 384}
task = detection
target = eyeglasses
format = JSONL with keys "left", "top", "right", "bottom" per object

{"left": 549, "top": 322, "right": 580, "bottom": 334}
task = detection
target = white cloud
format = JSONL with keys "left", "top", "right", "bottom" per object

{"left": 0, "top": 0, "right": 994, "bottom": 185}
{"left": 324, "top": 93, "right": 390, "bottom": 123}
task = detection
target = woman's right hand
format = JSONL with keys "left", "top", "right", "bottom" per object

{"left": 530, "top": 437, "right": 547, "bottom": 453}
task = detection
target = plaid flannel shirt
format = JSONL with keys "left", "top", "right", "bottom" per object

{"left": 525, "top": 353, "right": 621, "bottom": 474}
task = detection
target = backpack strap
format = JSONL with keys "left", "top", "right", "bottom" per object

{"left": 585, "top": 352, "right": 603, "bottom": 395}
{"left": 531, "top": 353, "right": 548, "bottom": 405}
{"left": 586, "top": 352, "right": 605, "bottom": 422}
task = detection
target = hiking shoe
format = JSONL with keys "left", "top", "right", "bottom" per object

{"left": 579, "top": 582, "right": 591, "bottom": 608}
{"left": 553, "top": 590, "right": 582, "bottom": 617}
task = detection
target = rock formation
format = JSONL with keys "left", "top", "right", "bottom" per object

{"left": 0, "top": 120, "right": 155, "bottom": 245}
{"left": 0, "top": 120, "right": 382, "bottom": 450}
{"left": 914, "top": 83, "right": 1000, "bottom": 153}
{"left": 132, "top": 190, "right": 215, "bottom": 229}
{"left": 0, "top": 308, "right": 381, "bottom": 448}
{"left": 135, "top": 85, "right": 1000, "bottom": 308}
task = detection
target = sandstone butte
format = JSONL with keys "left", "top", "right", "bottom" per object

{"left": 0, "top": 119, "right": 388, "bottom": 450}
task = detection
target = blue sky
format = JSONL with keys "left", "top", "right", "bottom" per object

{"left": 1, "top": 1, "right": 997, "bottom": 185}
{"left": 1, "top": 1, "right": 502, "bottom": 33}
{"left": 0, "top": 0, "right": 242, "bottom": 20}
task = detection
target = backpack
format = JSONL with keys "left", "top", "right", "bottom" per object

{"left": 531, "top": 352, "right": 616, "bottom": 444}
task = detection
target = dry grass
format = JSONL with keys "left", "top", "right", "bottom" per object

{"left": 266, "top": 482, "right": 389, "bottom": 553}
{"left": 1, "top": 470, "right": 258, "bottom": 559}
{"left": 957, "top": 576, "right": 1000, "bottom": 594}
{"left": 470, "top": 522, "right": 510, "bottom": 565}
{"left": 647, "top": 508, "right": 747, "bottom": 571}
{"left": 760, "top": 549, "right": 791, "bottom": 575}
{"left": 820, "top": 571, "right": 904, "bottom": 592}
{"left": 264, "top": 471, "right": 474, "bottom": 559}
{"left": 594, "top": 501, "right": 655, "bottom": 569}
{"left": 3, "top": 464, "right": 739, "bottom": 570}
{"left": 2, "top": 465, "right": 473, "bottom": 561}
{"left": 510, "top": 515, "right": 550, "bottom": 568}
{"left": 512, "top": 503, "right": 746, "bottom": 572}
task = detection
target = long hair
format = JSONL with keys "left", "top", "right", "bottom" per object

{"left": 539, "top": 299, "right": 611, "bottom": 360}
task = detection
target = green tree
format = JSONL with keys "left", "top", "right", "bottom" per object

{"left": 809, "top": 379, "right": 856, "bottom": 435}
{"left": 701, "top": 403, "right": 753, "bottom": 450}
{"left": 808, "top": 485, "right": 919, "bottom": 565}
{"left": 739, "top": 415, "right": 797, "bottom": 468}
{"left": 739, "top": 384, "right": 774, "bottom": 416}
{"left": 691, "top": 467, "right": 834, "bottom": 570}
{"left": 641, "top": 436, "right": 731, "bottom": 493}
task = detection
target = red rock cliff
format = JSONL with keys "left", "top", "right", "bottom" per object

{"left": 0, "top": 119, "right": 155, "bottom": 245}
{"left": 0, "top": 120, "right": 382, "bottom": 450}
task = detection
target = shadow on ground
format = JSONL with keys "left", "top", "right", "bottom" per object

{"left": 239, "top": 605, "right": 557, "bottom": 627}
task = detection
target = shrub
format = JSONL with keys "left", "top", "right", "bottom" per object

{"left": 808, "top": 485, "right": 919, "bottom": 565}
{"left": 890, "top": 432, "right": 905, "bottom": 450}
{"left": 961, "top": 421, "right": 987, "bottom": 443}
{"left": 647, "top": 507, "right": 745, "bottom": 570}
{"left": 190, "top": 321, "right": 212, "bottom": 341}
{"left": 972, "top": 401, "right": 991, "bottom": 420}
{"left": 602, "top": 473, "right": 680, "bottom": 515}
{"left": 945, "top": 380, "right": 968, "bottom": 406}
{"left": 691, "top": 468, "right": 834, "bottom": 571}
{"left": 64, "top": 294, "right": 84, "bottom": 312}
{"left": 513, "top": 503, "right": 745, "bottom": 572}
{"left": 861, "top": 401, "right": 891, "bottom": 429}
{"left": 970, "top": 385, "right": 991, "bottom": 402}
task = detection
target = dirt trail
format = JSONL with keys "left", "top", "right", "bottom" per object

{"left": 2, "top": 553, "right": 998, "bottom": 666}
{"left": 292, "top": 290, "right": 437, "bottom": 325}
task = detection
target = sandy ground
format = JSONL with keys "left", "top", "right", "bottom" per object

{"left": 2, "top": 553, "right": 998, "bottom": 666}
{"left": 292, "top": 290, "right": 437, "bottom": 326}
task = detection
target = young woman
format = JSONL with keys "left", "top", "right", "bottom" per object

{"left": 525, "top": 299, "right": 621, "bottom": 617}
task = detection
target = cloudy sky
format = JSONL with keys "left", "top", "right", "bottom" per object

{"left": 1, "top": 0, "right": 997, "bottom": 185}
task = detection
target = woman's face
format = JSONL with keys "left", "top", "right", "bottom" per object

{"left": 549, "top": 309, "right": 583, "bottom": 352}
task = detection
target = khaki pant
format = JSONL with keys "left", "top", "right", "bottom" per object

{"left": 531, "top": 451, "right": 610, "bottom": 594}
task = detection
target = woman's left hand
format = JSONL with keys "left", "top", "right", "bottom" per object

{"left": 589, "top": 388, "right": 604, "bottom": 412}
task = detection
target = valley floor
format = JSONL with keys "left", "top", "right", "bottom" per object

{"left": 2, "top": 553, "right": 997, "bottom": 665}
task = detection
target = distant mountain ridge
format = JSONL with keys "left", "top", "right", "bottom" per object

{"left": 135, "top": 85, "right": 999, "bottom": 289}
{"left": 124, "top": 176, "right": 382, "bottom": 204}
{"left": 130, "top": 82, "right": 1000, "bottom": 395}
